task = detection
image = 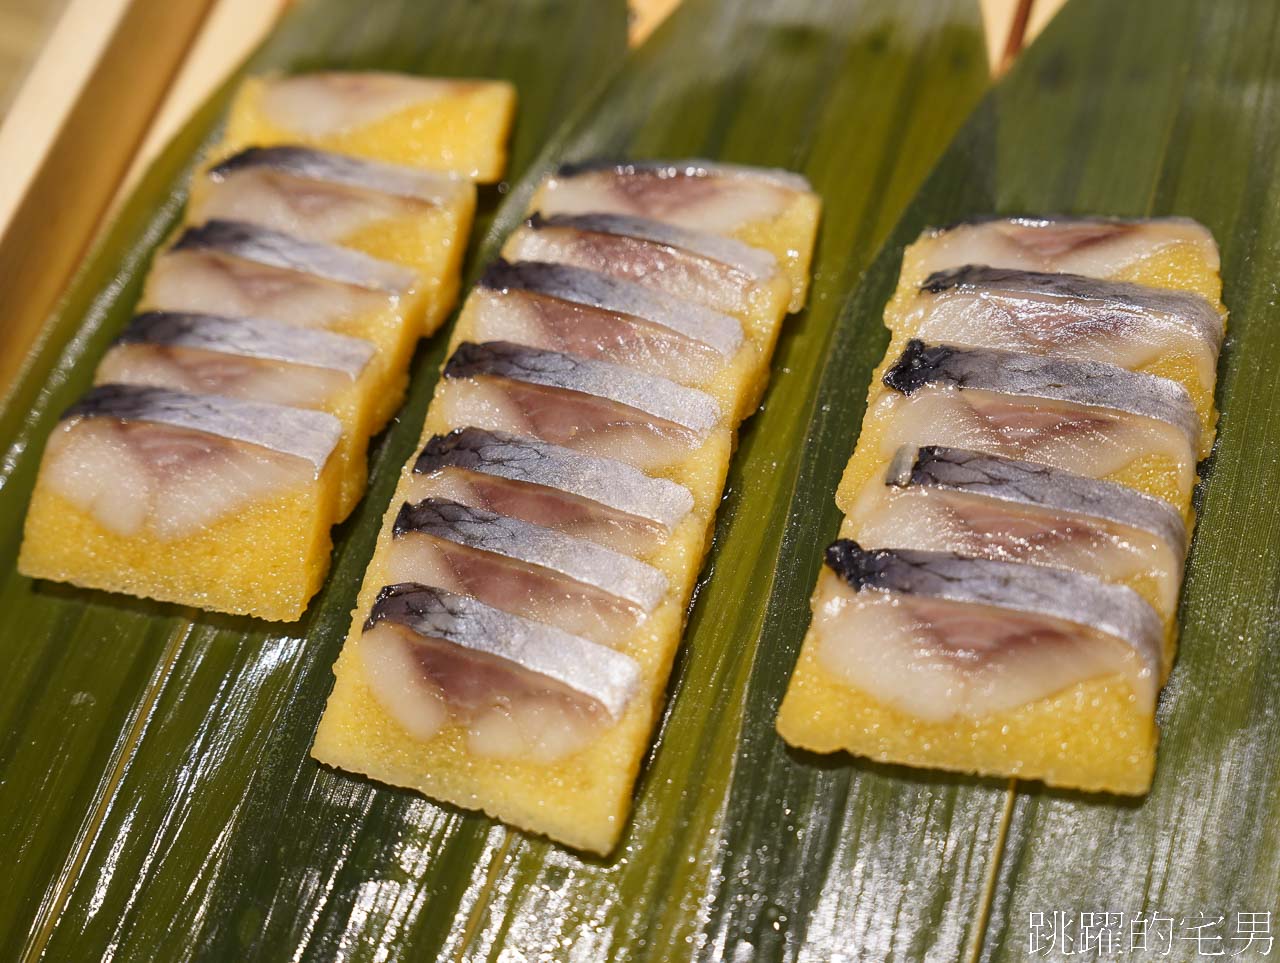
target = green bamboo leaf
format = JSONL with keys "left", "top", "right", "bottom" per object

{"left": 732, "top": 0, "right": 1280, "bottom": 960}
{"left": 0, "top": 0, "right": 628, "bottom": 958}
{"left": 0, "top": 1, "right": 990, "bottom": 961}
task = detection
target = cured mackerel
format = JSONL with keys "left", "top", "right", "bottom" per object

{"left": 20, "top": 68, "right": 515, "bottom": 620}
{"left": 846, "top": 445, "right": 1186, "bottom": 626}
{"left": 779, "top": 216, "right": 1226, "bottom": 796}
{"left": 902, "top": 215, "right": 1222, "bottom": 300}
{"left": 438, "top": 340, "right": 722, "bottom": 470}
{"left": 534, "top": 160, "right": 820, "bottom": 311}
{"left": 812, "top": 541, "right": 1162, "bottom": 719}
{"left": 313, "top": 159, "right": 821, "bottom": 853}
{"left": 408, "top": 428, "right": 693, "bottom": 552}
{"left": 504, "top": 213, "right": 779, "bottom": 316}
{"left": 360, "top": 583, "right": 641, "bottom": 763}
{"left": 869, "top": 339, "right": 1200, "bottom": 503}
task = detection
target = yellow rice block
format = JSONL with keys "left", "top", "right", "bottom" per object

{"left": 776, "top": 630, "right": 1156, "bottom": 795}
{"left": 314, "top": 179, "right": 821, "bottom": 852}
{"left": 20, "top": 426, "right": 343, "bottom": 622}
{"left": 221, "top": 73, "right": 516, "bottom": 182}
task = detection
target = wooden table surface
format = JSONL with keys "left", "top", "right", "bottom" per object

{"left": 0, "top": 0, "right": 1065, "bottom": 403}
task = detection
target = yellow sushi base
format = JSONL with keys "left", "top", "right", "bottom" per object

{"left": 314, "top": 181, "right": 818, "bottom": 851}
{"left": 186, "top": 174, "right": 477, "bottom": 336}
{"left": 19, "top": 461, "right": 341, "bottom": 622}
{"left": 732, "top": 192, "right": 823, "bottom": 313}
{"left": 314, "top": 421, "right": 727, "bottom": 854}
{"left": 776, "top": 637, "right": 1156, "bottom": 795}
{"left": 222, "top": 76, "right": 516, "bottom": 183}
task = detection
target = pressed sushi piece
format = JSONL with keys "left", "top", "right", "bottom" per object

{"left": 19, "top": 384, "right": 344, "bottom": 620}
{"left": 315, "top": 159, "right": 819, "bottom": 852}
{"left": 380, "top": 497, "right": 667, "bottom": 647}
{"left": 532, "top": 159, "right": 821, "bottom": 311}
{"left": 189, "top": 147, "right": 477, "bottom": 334}
{"left": 143, "top": 221, "right": 421, "bottom": 426}
{"left": 848, "top": 340, "right": 1201, "bottom": 507}
{"left": 97, "top": 311, "right": 378, "bottom": 518}
{"left": 776, "top": 541, "right": 1165, "bottom": 794}
{"left": 221, "top": 72, "right": 516, "bottom": 182}
{"left": 891, "top": 266, "right": 1223, "bottom": 451}
{"left": 901, "top": 215, "right": 1223, "bottom": 302}
{"left": 844, "top": 445, "right": 1186, "bottom": 650}
{"left": 435, "top": 340, "right": 723, "bottom": 471}
{"left": 312, "top": 582, "right": 651, "bottom": 854}
{"left": 405, "top": 427, "right": 694, "bottom": 556}
{"left": 462, "top": 258, "right": 768, "bottom": 417}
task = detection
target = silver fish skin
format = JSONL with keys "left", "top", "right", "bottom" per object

{"left": 889, "top": 445, "right": 1188, "bottom": 555}
{"left": 824, "top": 540, "right": 1163, "bottom": 675}
{"left": 883, "top": 339, "right": 1200, "bottom": 451}
{"left": 393, "top": 497, "right": 668, "bottom": 611}
{"left": 173, "top": 220, "right": 415, "bottom": 293}
{"left": 443, "top": 341, "right": 721, "bottom": 435}
{"left": 208, "top": 145, "right": 468, "bottom": 204}
{"left": 554, "top": 158, "right": 814, "bottom": 195}
{"left": 480, "top": 258, "right": 743, "bottom": 357}
{"left": 414, "top": 427, "right": 693, "bottom": 531}
{"left": 920, "top": 264, "right": 1223, "bottom": 341}
{"left": 365, "top": 582, "right": 642, "bottom": 719}
{"left": 117, "top": 311, "right": 375, "bottom": 378}
{"left": 525, "top": 211, "right": 777, "bottom": 280}
{"left": 62, "top": 383, "right": 342, "bottom": 472}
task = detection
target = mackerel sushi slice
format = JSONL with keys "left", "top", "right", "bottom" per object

{"left": 208, "top": 146, "right": 469, "bottom": 203}
{"left": 534, "top": 159, "right": 819, "bottom": 310}
{"left": 872, "top": 340, "right": 1200, "bottom": 501}
{"left": 40, "top": 384, "right": 341, "bottom": 539}
{"left": 910, "top": 216, "right": 1221, "bottom": 288}
{"left": 438, "top": 341, "right": 721, "bottom": 470}
{"left": 906, "top": 266, "right": 1222, "bottom": 410}
{"left": 98, "top": 311, "right": 375, "bottom": 409}
{"left": 847, "top": 445, "right": 1187, "bottom": 623}
{"left": 384, "top": 497, "right": 668, "bottom": 646}
{"left": 359, "top": 583, "right": 642, "bottom": 762}
{"left": 503, "top": 212, "right": 778, "bottom": 315}
{"left": 192, "top": 149, "right": 468, "bottom": 247}
{"left": 468, "top": 259, "right": 742, "bottom": 385}
{"left": 172, "top": 220, "right": 415, "bottom": 294}
{"left": 407, "top": 428, "right": 694, "bottom": 554}
{"left": 538, "top": 160, "right": 812, "bottom": 234}
{"left": 144, "top": 242, "right": 399, "bottom": 332}
{"left": 808, "top": 541, "right": 1163, "bottom": 722}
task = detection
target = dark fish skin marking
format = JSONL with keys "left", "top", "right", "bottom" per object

{"left": 207, "top": 145, "right": 458, "bottom": 203}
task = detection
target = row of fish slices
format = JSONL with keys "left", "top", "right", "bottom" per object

{"left": 778, "top": 215, "right": 1225, "bottom": 795}
{"left": 339, "top": 160, "right": 820, "bottom": 769}
{"left": 22, "top": 142, "right": 477, "bottom": 622}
